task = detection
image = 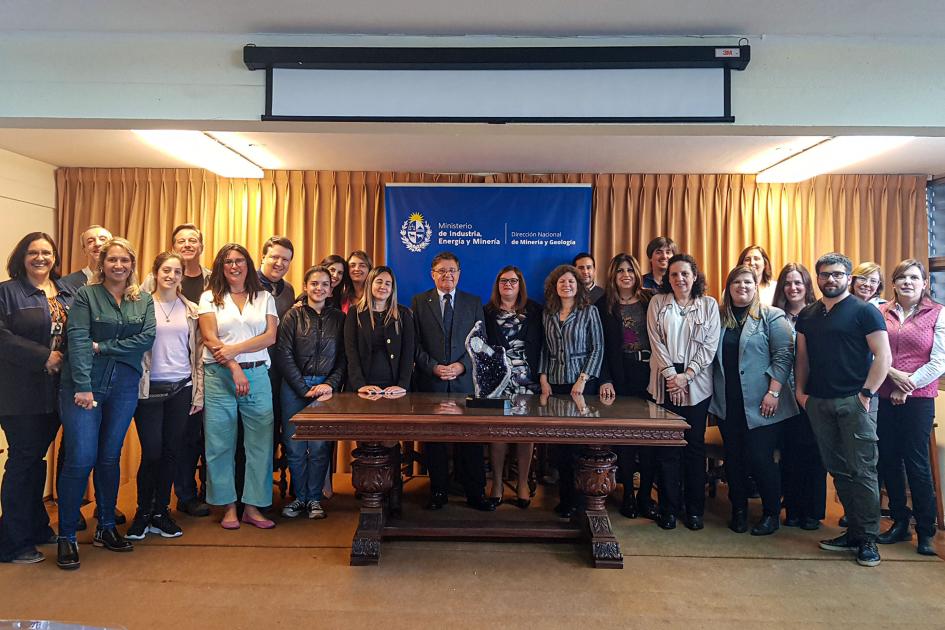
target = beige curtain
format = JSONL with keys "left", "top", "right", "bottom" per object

{"left": 54, "top": 168, "right": 928, "bottom": 483}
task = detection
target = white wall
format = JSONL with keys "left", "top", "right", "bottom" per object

{"left": 0, "top": 147, "right": 57, "bottom": 282}
{"left": 1, "top": 33, "right": 944, "bottom": 132}
{"left": 0, "top": 147, "right": 56, "bottom": 499}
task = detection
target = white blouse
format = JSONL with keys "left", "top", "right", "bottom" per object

{"left": 198, "top": 290, "right": 277, "bottom": 366}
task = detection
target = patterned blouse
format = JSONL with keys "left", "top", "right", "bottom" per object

{"left": 496, "top": 309, "right": 539, "bottom": 394}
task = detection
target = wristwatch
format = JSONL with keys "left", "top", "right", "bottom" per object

{"left": 577, "top": 373, "right": 589, "bottom": 384}
{"left": 767, "top": 390, "right": 780, "bottom": 399}
{"left": 860, "top": 388, "right": 876, "bottom": 399}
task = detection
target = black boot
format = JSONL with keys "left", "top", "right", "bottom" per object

{"left": 619, "top": 488, "right": 639, "bottom": 519}
{"left": 877, "top": 520, "right": 912, "bottom": 544}
{"left": 57, "top": 539, "right": 80, "bottom": 570}
{"left": 916, "top": 528, "right": 937, "bottom": 556}
{"left": 729, "top": 509, "right": 748, "bottom": 533}
{"left": 93, "top": 527, "right": 133, "bottom": 552}
{"left": 750, "top": 514, "right": 780, "bottom": 536}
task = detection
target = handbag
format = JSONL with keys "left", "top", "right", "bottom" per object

{"left": 141, "top": 376, "right": 191, "bottom": 404}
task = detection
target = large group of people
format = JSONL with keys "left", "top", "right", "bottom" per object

{"left": 0, "top": 224, "right": 941, "bottom": 572}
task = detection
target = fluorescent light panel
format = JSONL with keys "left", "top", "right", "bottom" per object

{"left": 756, "top": 136, "right": 913, "bottom": 183}
{"left": 133, "top": 130, "right": 264, "bottom": 178}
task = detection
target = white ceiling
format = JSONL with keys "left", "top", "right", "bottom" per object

{"left": 0, "top": 0, "right": 940, "bottom": 38}
{"left": 2, "top": 1, "right": 943, "bottom": 177}
{"left": 0, "top": 128, "right": 942, "bottom": 176}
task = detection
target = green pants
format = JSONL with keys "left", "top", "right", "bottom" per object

{"left": 806, "top": 394, "right": 880, "bottom": 542}
{"left": 203, "top": 363, "right": 274, "bottom": 507}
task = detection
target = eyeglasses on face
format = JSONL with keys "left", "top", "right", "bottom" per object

{"left": 433, "top": 268, "right": 459, "bottom": 277}
{"left": 498, "top": 278, "right": 520, "bottom": 286}
{"left": 223, "top": 258, "right": 247, "bottom": 267}
{"left": 853, "top": 276, "right": 879, "bottom": 286}
{"left": 817, "top": 271, "right": 848, "bottom": 280}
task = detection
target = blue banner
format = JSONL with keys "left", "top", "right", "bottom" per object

{"left": 385, "top": 184, "right": 592, "bottom": 305}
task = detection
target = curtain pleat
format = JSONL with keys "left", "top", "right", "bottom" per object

{"left": 54, "top": 168, "right": 928, "bottom": 482}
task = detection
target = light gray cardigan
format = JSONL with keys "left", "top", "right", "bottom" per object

{"left": 647, "top": 292, "right": 721, "bottom": 406}
{"left": 708, "top": 304, "right": 798, "bottom": 429}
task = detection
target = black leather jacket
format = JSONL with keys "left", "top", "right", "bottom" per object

{"left": 274, "top": 304, "right": 346, "bottom": 397}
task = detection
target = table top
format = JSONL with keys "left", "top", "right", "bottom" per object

{"left": 291, "top": 392, "right": 689, "bottom": 445}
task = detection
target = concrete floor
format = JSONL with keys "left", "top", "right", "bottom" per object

{"left": 1, "top": 476, "right": 942, "bottom": 630}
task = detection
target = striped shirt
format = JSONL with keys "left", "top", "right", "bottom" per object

{"left": 539, "top": 305, "right": 604, "bottom": 385}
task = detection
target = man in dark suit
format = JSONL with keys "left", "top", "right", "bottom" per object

{"left": 411, "top": 251, "right": 495, "bottom": 511}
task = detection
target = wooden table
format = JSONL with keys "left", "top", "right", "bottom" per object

{"left": 292, "top": 392, "right": 688, "bottom": 569}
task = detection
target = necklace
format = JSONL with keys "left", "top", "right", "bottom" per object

{"left": 156, "top": 297, "right": 179, "bottom": 323}
{"left": 675, "top": 296, "right": 694, "bottom": 312}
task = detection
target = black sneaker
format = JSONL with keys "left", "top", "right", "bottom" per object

{"left": 124, "top": 510, "right": 151, "bottom": 541}
{"left": 10, "top": 548, "right": 45, "bottom": 564}
{"left": 819, "top": 532, "right": 857, "bottom": 552}
{"left": 149, "top": 512, "right": 183, "bottom": 538}
{"left": 856, "top": 540, "right": 881, "bottom": 567}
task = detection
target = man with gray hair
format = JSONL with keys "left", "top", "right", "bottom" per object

{"left": 794, "top": 252, "right": 891, "bottom": 567}
{"left": 61, "top": 225, "right": 112, "bottom": 291}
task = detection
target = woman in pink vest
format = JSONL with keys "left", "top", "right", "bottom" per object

{"left": 875, "top": 259, "right": 944, "bottom": 556}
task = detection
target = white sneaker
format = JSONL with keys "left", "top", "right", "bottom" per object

{"left": 282, "top": 499, "right": 305, "bottom": 518}
{"left": 307, "top": 500, "right": 326, "bottom": 520}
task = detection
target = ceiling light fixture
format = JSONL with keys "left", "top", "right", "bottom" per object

{"left": 756, "top": 136, "right": 913, "bottom": 183}
{"left": 207, "top": 132, "right": 283, "bottom": 170}
{"left": 133, "top": 130, "right": 265, "bottom": 178}
{"left": 737, "top": 137, "right": 829, "bottom": 174}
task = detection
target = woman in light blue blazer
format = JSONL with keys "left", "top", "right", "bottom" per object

{"left": 708, "top": 265, "right": 797, "bottom": 536}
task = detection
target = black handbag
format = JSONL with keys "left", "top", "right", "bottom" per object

{"left": 141, "top": 376, "right": 191, "bottom": 404}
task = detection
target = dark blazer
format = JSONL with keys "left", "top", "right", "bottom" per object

{"left": 411, "top": 288, "right": 484, "bottom": 393}
{"left": 482, "top": 299, "right": 543, "bottom": 380}
{"left": 0, "top": 277, "right": 74, "bottom": 415}
{"left": 595, "top": 294, "right": 651, "bottom": 394}
{"left": 344, "top": 305, "right": 415, "bottom": 391}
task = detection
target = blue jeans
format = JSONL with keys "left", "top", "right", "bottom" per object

{"left": 58, "top": 362, "right": 141, "bottom": 541}
{"left": 203, "top": 363, "right": 274, "bottom": 507}
{"left": 281, "top": 377, "right": 331, "bottom": 503}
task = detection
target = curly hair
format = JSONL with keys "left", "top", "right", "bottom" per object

{"left": 544, "top": 264, "right": 590, "bottom": 314}
{"left": 657, "top": 254, "right": 706, "bottom": 298}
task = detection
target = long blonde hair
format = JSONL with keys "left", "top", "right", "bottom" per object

{"left": 720, "top": 265, "right": 761, "bottom": 329}
{"left": 356, "top": 266, "right": 400, "bottom": 331}
{"left": 94, "top": 237, "right": 142, "bottom": 301}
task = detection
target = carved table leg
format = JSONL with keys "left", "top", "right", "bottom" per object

{"left": 350, "top": 441, "right": 394, "bottom": 566}
{"left": 574, "top": 444, "right": 623, "bottom": 569}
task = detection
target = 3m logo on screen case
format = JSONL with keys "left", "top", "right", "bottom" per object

{"left": 400, "top": 212, "right": 432, "bottom": 252}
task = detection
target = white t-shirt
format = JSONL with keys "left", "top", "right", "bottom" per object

{"left": 198, "top": 290, "right": 278, "bottom": 366}
{"left": 758, "top": 282, "right": 777, "bottom": 307}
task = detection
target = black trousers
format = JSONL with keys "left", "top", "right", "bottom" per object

{"left": 549, "top": 380, "right": 600, "bottom": 509}
{"left": 173, "top": 407, "right": 204, "bottom": 504}
{"left": 0, "top": 412, "right": 59, "bottom": 561}
{"left": 718, "top": 408, "right": 785, "bottom": 517}
{"left": 614, "top": 356, "right": 658, "bottom": 507}
{"left": 134, "top": 385, "right": 191, "bottom": 513}
{"left": 427, "top": 442, "right": 486, "bottom": 500}
{"left": 781, "top": 411, "right": 827, "bottom": 521}
{"left": 877, "top": 397, "right": 938, "bottom": 533}
{"left": 657, "top": 396, "right": 710, "bottom": 517}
